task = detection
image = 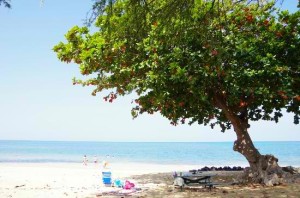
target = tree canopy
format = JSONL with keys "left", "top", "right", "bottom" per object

{"left": 54, "top": 0, "right": 300, "bottom": 184}
{"left": 54, "top": 0, "right": 300, "bottom": 132}
{"left": 0, "top": 0, "right": 11, "bottom": 8}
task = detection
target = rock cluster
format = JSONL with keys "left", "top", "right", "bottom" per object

{"left": 189, "top": 166, "right": 244, "bottom": 173}
{"left": 237, "top": 166, "right": 300, "bottom": 186}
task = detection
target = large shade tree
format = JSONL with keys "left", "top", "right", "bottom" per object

{"left": 54, "top": 0, "right": 300, "bottom": 185}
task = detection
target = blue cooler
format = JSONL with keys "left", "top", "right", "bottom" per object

{"left": 102, "top": 171, "right": 112, "bottom": 186}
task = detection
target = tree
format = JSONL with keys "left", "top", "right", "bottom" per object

{"left": 54, "top": 0, "right": 300, "bottom": 185}
{"left": 0, "top": 0, "right": 11, "bottom": 8}
{"left": 0, "top": 0, "right": 46, "bottom": 8}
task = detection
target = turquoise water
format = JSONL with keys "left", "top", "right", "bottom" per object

{"left": 0, "top": 141, "right": 299, "bottom": 166}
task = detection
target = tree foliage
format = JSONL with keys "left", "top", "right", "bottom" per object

{"left": 0, "top": 0, "right": 11, "bottom": 8}
{"left": 54, "top": 0, "right": 300, "bottom": 132}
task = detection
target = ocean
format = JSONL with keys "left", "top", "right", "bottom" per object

{"left": 0, "top": 141, "right": 299, "bottom": 167}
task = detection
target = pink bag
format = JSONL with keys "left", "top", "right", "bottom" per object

{"left": 124, "top": 180, "right": 135, "bottom": 190}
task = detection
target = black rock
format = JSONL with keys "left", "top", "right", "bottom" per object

{"left": 189, "top": 169, "right": 197, "bottom": 174}
{"left": 237, "top": 166, "right": 243, "bottom": 171}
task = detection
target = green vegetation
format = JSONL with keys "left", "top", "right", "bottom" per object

{"left": 54, "top": 0, "right": 300, "bottom": 184}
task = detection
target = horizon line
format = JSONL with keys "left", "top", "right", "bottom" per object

{"left": 0, "top": 139, "right": 299, "bottom": 143}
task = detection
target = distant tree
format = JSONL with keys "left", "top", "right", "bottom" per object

{"left": 0, "top": 0, "right": 46, "bottom": 8}
{"left": 0, "top": 0, "right": 11, "bottom": 8}
{"left": 54, "top": 0, "right": 300, "bottom": 185}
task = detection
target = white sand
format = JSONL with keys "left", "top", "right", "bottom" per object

{"left": 0, "top": 162, "right": 197, "bottom": 198}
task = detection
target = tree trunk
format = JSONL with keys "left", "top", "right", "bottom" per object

{"left": 214, "top": 95, "right": 285, "bottom": 186}
{"left": 232, "top": 122, "right": 284, "bottom": 186}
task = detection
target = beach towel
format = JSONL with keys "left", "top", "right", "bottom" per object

{"left": 96, "top": 189, "right": 137, "bottom": 197}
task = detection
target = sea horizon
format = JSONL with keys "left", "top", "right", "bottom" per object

{"left": 1, "top": 139, "right": 300, "bottom": 143}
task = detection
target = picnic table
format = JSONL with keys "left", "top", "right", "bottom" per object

{"left": 173, "top": 171, "right": 218, "bottom": 190}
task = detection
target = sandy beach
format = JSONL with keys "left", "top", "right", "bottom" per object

{"left": 1, "top": 163, "right": 300, "bottom": 198}
{"left": 0, "top": 162, "right": 197, "bottom": 198}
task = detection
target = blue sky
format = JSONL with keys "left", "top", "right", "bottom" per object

{"left": 0, "top": 0, "right": 299, "bottom": 142}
